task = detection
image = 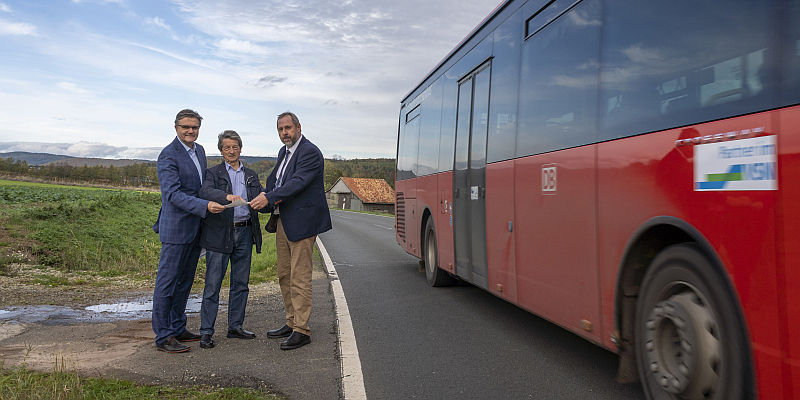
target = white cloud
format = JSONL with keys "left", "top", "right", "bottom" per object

{"left": 118, "top": 147, "right": 162, "bottom": 160}
{"left": 146, "top": 16, "right": 170, "bottom": 31}
{"left": 0, "top": 17, "right": 36, "bottom": 36}
{"left": 0, "top": 3, "right": 11, "bottom": 13}
{"left": 57, "top": 82, "right": 92, "bottom": 94}
{"left": 214, "top": 38, "right": 271, "bottom": 56}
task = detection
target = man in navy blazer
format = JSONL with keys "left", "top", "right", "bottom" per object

{"left": 251, "top": 111, "right": 331, "bottom": 350}
{"left": 152, "top": 109, "right": 225, "bottom": 353}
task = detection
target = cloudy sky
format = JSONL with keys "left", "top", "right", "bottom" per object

{"left": 0, "top": 0, "right": 501, "bottom": 160}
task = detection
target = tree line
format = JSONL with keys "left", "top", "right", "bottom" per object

{"left": 0, "top": 156, "right": 396, "bottom": 190}
{"left": 0, "top": 157, "right": 159, "bottom": 187}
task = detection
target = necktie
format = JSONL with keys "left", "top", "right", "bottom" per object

{"left": 275, "top": 150, "right": 291, "bottom": 189}
{"left": 188, "top": 147, "right": 203, "bottom": 183}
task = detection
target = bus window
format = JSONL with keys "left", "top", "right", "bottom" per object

{"left": 486, "top": 10, "right": 522, "bottom": 164}
{"left": 781, "top": 0, "right": 800, "bottom": 106}
{"left": 516, "top": 0, "right": 601, "bottom": 158}
{"left": 398, "top": 105, "right": 420, "bottom": 181}
{"left": 438, "top": 69, "right": 459, "bottom": 173}
{"left": 417, "top": 79, "right": 444, "bottom": 176}
{"left": 599, "top": 0, "right": 773, "bottom": 140}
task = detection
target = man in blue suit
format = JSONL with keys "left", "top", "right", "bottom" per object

{"left": 252, "top": 111, "right": 332, "bottom": 350}
{"left": 152, "top": 109, "right": 225, "bottom": 353}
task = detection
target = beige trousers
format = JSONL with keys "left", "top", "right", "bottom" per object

{"left": 276, "top": 217, "right": 315, "bottom": 336}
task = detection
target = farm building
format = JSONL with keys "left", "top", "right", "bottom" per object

{"left": 326, "top": 177, "right": 395, "bottom": 214}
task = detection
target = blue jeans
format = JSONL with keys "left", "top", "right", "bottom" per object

{"left": 200, "top": 226, "right": 253, "bottom": 336}
{"left": 152, "top": 237, "right": 202, "bottom": 346}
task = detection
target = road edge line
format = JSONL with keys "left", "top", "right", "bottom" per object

{"left": 317, "top": 237, "right": 367, "bottom": 400}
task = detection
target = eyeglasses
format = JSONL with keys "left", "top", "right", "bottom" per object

{"left": 177, "top": 125, "right": 200, "bottom": 131}
{"left": 222, "top": 145, "right": 240, "bottom": 151}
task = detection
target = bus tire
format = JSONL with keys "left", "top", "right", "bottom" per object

{"left": 424, "top": 218, "right": 456, "bottom": 287}
{"left": 634, "top": 244, "right": 752, "bottom": 400}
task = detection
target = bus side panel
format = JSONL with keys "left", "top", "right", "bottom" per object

{"left": 436, "top": 171, "right": 456, "bottom": 274}
{"left": 415, "top": 173, "right": 439, "bottom": 259}
{"left": 514, "top": 147, "right": 601, "bottom": 342}
{"left": 395, "top": 178, "right": 409, "bottom": 251}
{"left": 485, "top": 160, "right": 517, "bottom": 303}
{"left": 597, "top": 131, "right": 684, "bottom": 349}
{"left": 598, "top": 113, "right": 783, "bottom": 399}
{"left": 778, "top": 106, "right": 800, "bottom": 399}
{"left": 396, "top": 177, "right": 420, "bottom": 257}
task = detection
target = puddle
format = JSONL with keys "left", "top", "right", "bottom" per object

{"left": 0, "top": 295, "right": 212, "bottom": 325}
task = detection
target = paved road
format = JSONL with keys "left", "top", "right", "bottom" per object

{"left": 320, "top": 209, "right": 645, "bottom": 399}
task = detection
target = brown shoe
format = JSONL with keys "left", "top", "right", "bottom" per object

{"left": 156, "top": 336, "right": 190, "bottom": 353}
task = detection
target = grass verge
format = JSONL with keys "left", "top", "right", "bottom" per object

{"left": 0, "top": 362, "right": 281, "bottom": 400}
{"left": 0, "top": 180, "right": 278, "bottom": 286}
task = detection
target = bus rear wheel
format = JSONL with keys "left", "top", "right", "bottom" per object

{"left": 424, "top": 218, "right": 456, "bottom": 287}
{"left": 634, "top": 244, "right": 752, "bottom": 400}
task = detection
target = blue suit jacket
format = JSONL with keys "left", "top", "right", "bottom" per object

{"left": 263, "top": 135, "right": 332, "bottom": 242}
{"left": 152, "top": 137, "right": 209, "bottom": 244}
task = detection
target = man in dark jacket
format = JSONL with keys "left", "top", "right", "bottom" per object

{"left": 197, "top": 130, "right": 265, "bottom": 349}
{"left": 258, "top": 112, "right": 332, "bottom": 350}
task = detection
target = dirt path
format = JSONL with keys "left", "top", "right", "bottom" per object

{"left": 0, "top": 266, "right": 342, "bottom": 400}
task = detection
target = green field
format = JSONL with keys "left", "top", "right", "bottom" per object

{"left": 0, "top": 179, "right": 277, "bottom": 286}
{"left": 0, "top": 179, "right": 108, "bottom": 190}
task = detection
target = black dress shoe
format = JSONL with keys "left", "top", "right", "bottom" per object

{"left": 200, "top": 334, "right": 215, "bottom": 349}
{"left": 280, "top": 332, "right": 310, "bottom": 350}
{"left": 267, "top": 324, "right": 293, "bottom": 339}
{"left": 156, "top": 336, "right": 190, "bottom": 353}
{"left": 175, "top": 330, "right": 201, "bottom": 342}
{"left": 227, "top": 327, "right": 256, "bottom": 339}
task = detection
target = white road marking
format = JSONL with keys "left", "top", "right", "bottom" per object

{"left": 372, "top": 224, "right": 392, "bottom": 230}
{"left": 317, "top": 237, "right": 366, "bottom": 400}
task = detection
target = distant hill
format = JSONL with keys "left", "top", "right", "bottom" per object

{"left": 43, "top": 157, "right": 153, "bottom": 167}
{"left": 0, "top": 151, "right": 73, "bottom": 166}
{"left": 207, "top": 156, "right": 277, "bottom": 165}
{"left": 0, "top": 151, "right": 153, "bottom": 167}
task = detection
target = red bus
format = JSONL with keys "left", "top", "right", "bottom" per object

{"left": 395, "top": 0, "right": 800, "bottom": 399}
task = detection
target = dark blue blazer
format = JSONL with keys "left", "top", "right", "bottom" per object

{"left": 199, "top": 162, "right": 266, "bottom": 253}
{"left": 152, "top": 137, "right": 209, "bottom": 244}
{"left": 263, "top": 135, "right": 332, "bottom": 242}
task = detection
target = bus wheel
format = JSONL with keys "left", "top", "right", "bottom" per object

{"left": 424, "top": 218, "right": 456, "bottom": 287}
{"left": 635, "top": 244, "right": 751, "bottom": 400}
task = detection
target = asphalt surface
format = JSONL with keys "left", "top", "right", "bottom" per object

{"left": 319, "top": 209, "right": 646, "bottom": 399}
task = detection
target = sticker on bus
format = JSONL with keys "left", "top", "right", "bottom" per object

{"left": 694, "top": 135, "right": 777, "bottom": 191}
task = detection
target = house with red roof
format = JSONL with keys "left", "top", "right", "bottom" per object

{"left": 326, "top": 177, "right": 395, "bottom": 214}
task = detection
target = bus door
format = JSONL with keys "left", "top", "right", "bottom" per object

{"left": 453, "top": 62, "right": 491, "bottom": 289}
